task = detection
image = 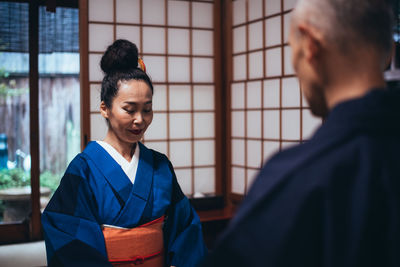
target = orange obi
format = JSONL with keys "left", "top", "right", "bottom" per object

{"left": 102, "top": 216, "right": 165, "bottom": 266}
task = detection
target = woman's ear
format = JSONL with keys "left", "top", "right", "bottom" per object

{"left": 100, "top": 101, "right": 109, "bottom": 119}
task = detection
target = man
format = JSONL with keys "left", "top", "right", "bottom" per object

{"left": 208, "top": 0, "right": 400, "bottom": 266}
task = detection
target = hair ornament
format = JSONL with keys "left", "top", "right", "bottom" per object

{"left": 138, "top": 57, "right": 146, "bottom": 73}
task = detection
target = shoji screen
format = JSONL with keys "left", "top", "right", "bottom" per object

{"left": 230, "top": 0, "right": 321, "bottom": 198}
{"left": 84, "top": 0, "right": 218, "bottom": 197}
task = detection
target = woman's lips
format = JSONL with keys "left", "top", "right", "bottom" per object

{"left": 129, "top": 129, "right": 143, "bottom": 135}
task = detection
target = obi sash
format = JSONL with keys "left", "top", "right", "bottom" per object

{"left": 102, "top": 216, "right": 165, "bottom": 266}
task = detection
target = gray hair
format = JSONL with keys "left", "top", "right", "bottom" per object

{"left": 293, "top": 0, "right": 394, "bottom": 57}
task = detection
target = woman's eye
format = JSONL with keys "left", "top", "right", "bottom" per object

{"left": 124, "top": 108, "right": 135, "bottom": 114}
{"left": 144, "top": 109, "right": 152, "bottom": 113}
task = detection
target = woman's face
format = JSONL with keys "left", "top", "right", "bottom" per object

{"left": 101, "top": 80, "right": 153, "bottom": 144}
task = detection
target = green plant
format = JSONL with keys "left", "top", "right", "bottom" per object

{"left": 0, "top": 168, "right": 61, "bottom": 192}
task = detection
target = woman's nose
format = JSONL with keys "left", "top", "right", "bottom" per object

{"left": 133, "top": 112, "right": 143, "bottom": 124}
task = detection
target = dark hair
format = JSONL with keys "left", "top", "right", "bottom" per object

{"left": 100, "top": 39, "right": 153, "bottom": 108}
{"left": 331, "top": 0, "right": 394, "bottom": 56}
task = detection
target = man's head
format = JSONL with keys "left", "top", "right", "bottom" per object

{"left": 289, "top": 0, "right": 394, "bottom": 117}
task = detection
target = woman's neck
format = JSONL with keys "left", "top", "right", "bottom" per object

{"left": 103, "top": 131, "right": 137, "bottom": 162}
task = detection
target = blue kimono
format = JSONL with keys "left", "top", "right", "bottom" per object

{"left": 208, "top": 88, "right": 400, "bottom": 267}
{"left": 42, "top": 142, "right": 207, "bottom": 267}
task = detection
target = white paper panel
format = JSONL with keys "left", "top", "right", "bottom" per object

{"left": 143, "top": 141, "right": 168, "bottom": 156}
{"left": 247, "top": 111, "right": 262, "bottom": 138}
{"left": 90, "top": 113, "right": 108, "bottom": 141}
{"left": 234, "top": 55, "right": 247, "bottom": 81}
{"left": 168, "top": 57, "right": 190, "bottom": 82}
{"left": 168, "top": 0, "right": 189, "bottom": 26}
{"left": 90, "top": 84, "right": 101, "bottom": 112}
{"left": 143, "top": 0, "right": 165, "bottom": 25}
{"left": 249, "top": 0, "right": 263, "bottom": 20}
{"left": 192, "top": 2, "right": 213, "bottom": 28}
{"left": 249, "top": 22, "right": 263, "bottom": 50}
{"left": 302, "top": 109, "right": 321, "bottom": 139}
{"left": 194, "top": 140, "right": 215, "bottom": 165}
{"left": 194, "top": 168, "right": 215, "bottom": 194}
{"left": 143, "top": 56, "right": 166, "bottom": 82}
{"left": 266, "top": 48, "right": 282, "bottom": 77}
{"left": 282, "top": 110, "right": 300, "bottom": 140}
{"left": 263, "top": 110, "right": 280, "bottom": 139}
{"left": 232, "top": 139, "right": 245, "bottom": 165}
{"left": 263, "top": 79, "right": 280, "bottom": 108}
{"left": 116, "top": 26, "right": 141, "bottom": 51}
{"left": 175, "top": 168, "right": 192, "bottom": 195}
{"left": 247, "top": 140, "right": 262, "bottom": 168}
{"left": 282, "top": 77, "right": 300, "bottom": 107}
{"left": 247, "top": 169, "right": 259, "bottom": 191}
{"left": 302, "top": 90, "right": 309, "bottom": 107}
{"left": 143, "top": 27, "right": 165, "bottom": 54}
{"left": 153, "top": 85, "right": 167, "bottom": 111}
{"left": 233, "top": 0, "right": 246, "bottom": 26}
{"left": 233, "top": 26, "right": 246, "bottom": 53}
{"left": 232, "top": 167, "right": 245, "bottom": 194}
{"left": 89, "top": 0, "right": 113, "bottom": 22}
{"left": 170, "top": 141, "right": 192, "bottom": 167}
{"left": 89, "top": 24, "right": 114, "bottom": 52}
{"left": 282, "top": 141, "right": 298, "bottom": 150}
{"left": 168, "top": 29, "right": 190, "bottom": 55}
{"left": 231, "top": 83, "right": 245, "bottom": 109}
{"left": 247, "top": 81, "right": 262, "bottom": 108}
{"left": 284, "top": 45, "right": 295, "bottom": 75}
{"left": 232, "top": 111, "right": 245, "bottom": 137}
{"left": 169, "top": 85, "right": 191, "bottom": 111}
{"left": 284, "top": 0, "right": 298, "bottom": 11}
{"left": 263, "top": 141, "right": 280, "bottom": 161}
{"left": 193, "top": 58, "right": 213, "bottom": 83}
{"left": 192, "top": 30, "right": 213, "bottom": 56}
{"left": 284, "top": 13, "right": 292, "bottom": 43}
{"left": 89, "top": 53, "right": 103, "bottom": 82}
{"left": 265, "top": 0, "right": 281, "bottom": 16}
{"left": 116, "top": 0, "right": 140, "bottom": 24}
{"left": 194, "top": 113, "right": 215, "bottom": 138}
{"left": 193, "top": 86, "right": 214, "bottom": 111}
{"left": 249, "top": 51, "right": 264, "bottom": 79}
{"left": 169, "top": 113, "right": 191, "bottom": 139}
{"left": 265, "top": 17, "right": 282, "bottom": 47}
{"left": 144, "top": 112, "right": 167, "bottom": 140}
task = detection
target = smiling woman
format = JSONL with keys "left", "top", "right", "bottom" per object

{"left": 41, "top": 39, "right": 207, "bottom": 267}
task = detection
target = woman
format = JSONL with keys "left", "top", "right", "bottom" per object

{"left": 42, "top": 39, "right": 207, "bottom": 267}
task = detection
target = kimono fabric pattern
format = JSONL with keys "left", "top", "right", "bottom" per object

{"left": 42, "top": 141, "right": 207, "bottom": 267}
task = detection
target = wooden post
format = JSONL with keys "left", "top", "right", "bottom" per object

{"left": 29, "top": 0, "right": 41, "bottom": 241}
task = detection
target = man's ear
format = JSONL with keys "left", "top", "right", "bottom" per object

{"left": 100, "top": 101, "right": 109, "bottom": 119}
{"left": 297, "top": 23, "right": 324, "bottom": 63}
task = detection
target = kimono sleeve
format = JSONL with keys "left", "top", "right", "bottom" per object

{"left": 163, "top": 162, "right": 208, "bottom": 267}
{"left": 41, "top": 156, "right": 111, "bottom": 267}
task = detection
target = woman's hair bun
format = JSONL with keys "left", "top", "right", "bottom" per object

{"left": 100, "top": 39, "right": 139, "bottom": 74}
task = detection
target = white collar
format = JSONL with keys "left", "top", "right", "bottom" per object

{"left": 96, "top": 141, "right": 140, "bottom": 184}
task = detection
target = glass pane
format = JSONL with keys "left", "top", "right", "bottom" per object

{"left": 0, "top": 2, "right": 31, "bottom": 223}
{"left": 38, "top": 6, "right": 81, "bottom": 217}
